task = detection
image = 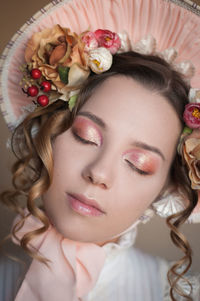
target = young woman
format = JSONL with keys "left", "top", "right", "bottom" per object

{"left": 0, "top": 0, "right": 200, "bottom": 300}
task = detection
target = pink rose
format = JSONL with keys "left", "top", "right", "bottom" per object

{"left": 94, "top": 29, "right": 121, "bottom": 54}
{"left": 82, "top": 31, "right": 98, "bottom": 51}
{"left": 183, "top": 103, "right": 200, "bottom": 129}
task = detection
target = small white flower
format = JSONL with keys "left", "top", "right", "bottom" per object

{"left": 88, "top": 47, "right": 113, "bottom": 74}
{"left": 117, "top": 32, "right": 131, "bottom": 53}
{"left": 159, "top": 47, "right": 178, "bottom": 64}
{"left": 133, "top": 35, "right": 156, "bottom": 55}
{"left": 189, "top": 88, "right": 200, "bottom": 103}
{"left": 175, "top": 61, "right": 195, "bottom": 80}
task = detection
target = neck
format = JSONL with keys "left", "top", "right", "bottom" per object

{"left": 96, "top": 237, "right": 119, "bottom": 246}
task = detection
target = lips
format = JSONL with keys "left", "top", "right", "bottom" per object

{"left": 70, "top": 193, "right": 104, "bottom": 211}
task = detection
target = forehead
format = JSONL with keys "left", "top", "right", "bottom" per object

{"left": 81, "top": 76, "right": 182, "bottom": 160}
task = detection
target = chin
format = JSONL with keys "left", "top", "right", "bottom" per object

{"left": 51, "top": 221, "right": 95, "bottom": 243}
{"left": 53, "top": 221, "right": 113, "bottom": 244}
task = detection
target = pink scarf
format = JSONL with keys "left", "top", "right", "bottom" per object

{"left": 12, "top": 212, "right": 106, "bottom": 301}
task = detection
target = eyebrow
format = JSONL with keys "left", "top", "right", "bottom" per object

{"left": 131, "top": 141, "right": 165, "bottom": 161}
{"left": 77, "top": 111, "right": 165, "bottom": 161}
{"left": 77, "top": 111, "right": 106, "bottom": 129}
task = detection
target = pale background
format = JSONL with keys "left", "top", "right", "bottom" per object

{"left": 0, "top": 0, "right": 199, "bottom": 271}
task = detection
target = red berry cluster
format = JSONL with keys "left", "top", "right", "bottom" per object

{"left": 26, "top": 68, "right": 51, "bottom": 107}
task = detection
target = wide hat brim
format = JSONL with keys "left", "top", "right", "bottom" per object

{"left": 0, "top": 0, "right": 200, "bottom": 130}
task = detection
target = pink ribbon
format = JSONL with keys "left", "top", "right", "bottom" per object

{"left": 13, "top": 212, "right": 106, "bottom": 301}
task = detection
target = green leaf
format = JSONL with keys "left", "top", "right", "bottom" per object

{"left": 68, "top": 94, "right": 78, "bottom": 111}
{"left": 58, "top": 66, "right": 70, "bottom": 84}
{"left": 183, "top": 126, "right": 193, "bottom": 134}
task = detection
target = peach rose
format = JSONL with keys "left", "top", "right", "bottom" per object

{"left": 25, "top": 25, "right": 89, "bottom": 91}
{"left": 183, "top": 129, "right": 200, "bottom": 189}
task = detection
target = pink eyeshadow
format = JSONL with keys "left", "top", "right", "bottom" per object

{"left": 73, "top": 116, "right": 102, "bottom": 145}
{"left": 123, "top": 149, "right": 160, "bottom": 174}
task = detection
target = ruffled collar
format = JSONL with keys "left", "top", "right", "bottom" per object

{"left": 102, "top": 226, "right": 138, "bottom": 256}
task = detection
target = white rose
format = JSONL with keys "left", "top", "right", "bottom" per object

{"left": 88, "top": 47, "right": 113, "bottom": 74}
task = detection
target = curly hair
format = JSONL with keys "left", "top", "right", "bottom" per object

{"left": 0, "top": 51, "right": 198, "bottom": 300}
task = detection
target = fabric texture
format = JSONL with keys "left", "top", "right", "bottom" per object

{"left": 0, "top": 212, "right": 198, "bottom": 301}
{"left": 1, "top": 247, "right": 200, "bottom": 301}
{"left": 83, "top": 247, "right": 163, "bottom": 301}
{"left": 83, "top": 242, "right": 200, "bottom": 301}
{"left": 1, "top": 0, "right": 200, "bottom": 130}
{"left": 170, "top": 0, "right": 200, "bottom": 15}
{"left": 12, "top": 213, "right": 105, "bottom": 301}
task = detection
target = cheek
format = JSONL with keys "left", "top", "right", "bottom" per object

{"left": 52, "top": 132, "right": 83, "bottom": 179}
{"left": 116, "top": 173, "right": 168, "bottom": 219}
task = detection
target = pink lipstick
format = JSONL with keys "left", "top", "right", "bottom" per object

{"left": 67, "top": 193, "right": 105, "bottom": 217}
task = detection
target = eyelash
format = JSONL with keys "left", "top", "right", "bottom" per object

{"left": 72, "top": 130, "right": 98, "bottom": 146}
{"left": 72, "top": 129, "right": 150, "bottom": 176}
{"left": 125, "top": 159, "right": 150, "bottom": 176}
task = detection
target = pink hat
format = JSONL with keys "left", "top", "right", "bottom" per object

{"left": 0, "top": 0, "right": 200, "bottom": 130}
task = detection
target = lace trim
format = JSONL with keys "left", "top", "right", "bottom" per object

{"left": 166, "top": 0, "right": 200, "bottom": 16}
{"left": 102, "top": 226, "right": 137, "bottom": 256}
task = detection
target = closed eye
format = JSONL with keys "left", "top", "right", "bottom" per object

{"left": 125, "top": 159, "right": 151, "bottom": 176}
{"left": 72, "top": 127, "right": 152, "bottom": 175}
{"left": 72, "top": 130, "right": 98, "bottom": 146}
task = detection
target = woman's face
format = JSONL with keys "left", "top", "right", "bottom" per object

{"left": 42, "top": 76, "right": 181, "bottom": 244}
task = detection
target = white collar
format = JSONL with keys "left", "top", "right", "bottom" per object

{"left": 102, "top": 226, "right": 138, "bottom": 256}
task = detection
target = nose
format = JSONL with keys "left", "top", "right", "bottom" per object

{"left": 81, "top": 151, "right": 114, "bottom": 189}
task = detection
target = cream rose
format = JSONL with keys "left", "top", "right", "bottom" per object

{"left": 87, "top": 47, "right": 113, "bottom": 74}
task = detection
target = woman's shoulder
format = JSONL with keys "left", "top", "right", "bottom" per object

{"left": 0, "top": 252, "right": 30, "bottom": 301}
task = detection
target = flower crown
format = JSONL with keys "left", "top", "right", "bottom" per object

{"left": 20, "top": 26, "right": 127, "bottom": 112}
{"left": 19, "top": 25, "right": 200, "bottom": 223}
{"left": 20, "top": 25, "right": 197, "bottom": 112}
